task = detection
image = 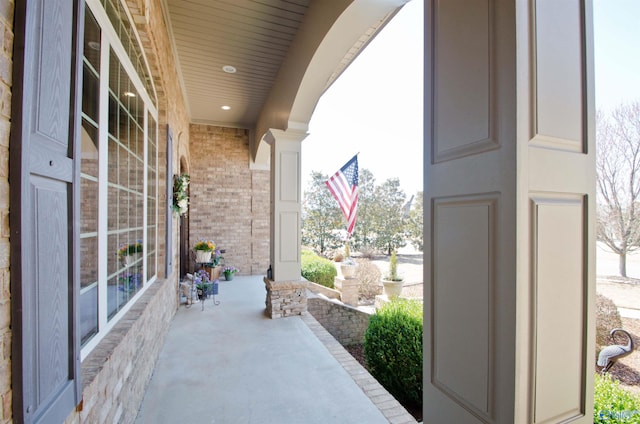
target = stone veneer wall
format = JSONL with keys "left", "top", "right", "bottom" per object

{"left": 307, "top": 295, "right": 372, "bottom": 347}
{"left": 64, "top": 279, "right": 176, "bottom": 424}
{"left": 189, "top": 124, "right": 270, "bottom": 276}
{"left": 0, "top": 1, "right": 12, "bottom": 422}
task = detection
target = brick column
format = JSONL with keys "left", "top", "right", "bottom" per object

{"left": 334, "top": 277, "right": 359, "bottom": 307}
{"left": 263, "top": 277, "right": 307, "bottom": 318}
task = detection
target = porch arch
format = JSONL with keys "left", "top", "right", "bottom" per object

{"left": 252, "top": 0, "right": 410, "bottom": 167}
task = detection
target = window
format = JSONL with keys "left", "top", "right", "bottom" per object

{"left": 80, "top": 0, "right": 158, "bottom": 357}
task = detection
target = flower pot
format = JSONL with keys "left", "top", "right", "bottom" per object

{"left": 340, "top": 264, "right": 356, "bottom": 279}
{"left": 122, "top": 252, "right": 140, "bottom": 267}
{"left": 212, "top": 281, "right": 219, "bottom": 295}
{"left": 382, "top": 280, "right": 403, "bottom": 298}
{"left": 196, "top": 250, "right": 212, "bottom": 263}
{"left": 224, "top": 272, "right": 234, "bottom": 281}
{"left": 197, "top": 288, "right": 204, "bottom": 299}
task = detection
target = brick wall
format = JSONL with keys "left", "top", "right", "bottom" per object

{"left": 0, "top": 0, "right": 12, "bottom": 422}
{"left": 189, "top": 124, "right": 270, "bottom": 276}
{"left": 125, "top": 0, "right": 192, "bottom": 281}
{"left": 307, "top": 295, "right": 372, "bottom": 347}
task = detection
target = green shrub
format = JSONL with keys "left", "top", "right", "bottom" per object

{"left": 594, "top": 373, "right": 640, "bottom": 423}
{"left": 301, "top": 250, "right": 337, "bottom": 288}
{"left": 364, "top": 298, "right": 423, "bottom": 407}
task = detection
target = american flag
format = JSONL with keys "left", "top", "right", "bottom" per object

{"left": 325, "top": 155, "right": 359, "bottom": 236}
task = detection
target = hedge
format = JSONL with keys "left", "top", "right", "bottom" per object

{"left": 364, "top": 298, "right": 423, "bottom": 407}
{"left": 301, "top": 250, "right": 337, "bottom": 288}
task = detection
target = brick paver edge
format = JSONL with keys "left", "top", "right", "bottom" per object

{"left": 300, "top": 313, "right": 418, "bottom": 424}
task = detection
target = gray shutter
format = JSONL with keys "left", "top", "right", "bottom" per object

{"left": 10, "top": 0, "right": 83, "bottom": 422}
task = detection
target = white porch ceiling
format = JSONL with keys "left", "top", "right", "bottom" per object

{"left": 163, "top": 0, "right": 402, "bottom": 130}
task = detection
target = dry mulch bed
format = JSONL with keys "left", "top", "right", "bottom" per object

{"left": 597, "top": 277, "right": 640, "bottom": 395}
{"left": 605, "top": 317, "right": 640, "bottom": 395}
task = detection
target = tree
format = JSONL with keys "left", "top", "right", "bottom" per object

{"left": 302, "top": 169, "right": 415, "bottom": 257}
{"left": 371, "top": 178, "right": 407, "bottom": 255}
{"left": 351, "top": 168, "right": 377, "bottom": 251}
{"left": 406, "top": 191, "right": 423, "bottom": 251}
{"left": 596, "top": 102, "right": 640, "bottom": 277}
{"left": 301, "top": 171, "right": 343, "bottom": 255}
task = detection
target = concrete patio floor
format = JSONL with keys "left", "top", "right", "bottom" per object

{"left": 135, "top": 276, "right": 417, "bottom": 424}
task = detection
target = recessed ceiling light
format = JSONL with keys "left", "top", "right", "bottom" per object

{"left": 88, "top": 41, "right": 101, "bottom": 50}
{"left": 221, "top": 105, "right": 231, "bottom": 110}
{"left": 222, "top": 65, "right": 236, "bottom": 74}
{"left": 124, "top": 91, "right": 136, "bottom": 97}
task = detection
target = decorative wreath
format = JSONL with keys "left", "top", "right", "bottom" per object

{"left": 172, "top": 173, "right": 190, "bottom": 216}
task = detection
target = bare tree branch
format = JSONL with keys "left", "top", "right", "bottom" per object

{"left": 597, "top": 102, "right": 640, "bottom": 276}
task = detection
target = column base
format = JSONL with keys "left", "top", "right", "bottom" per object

{"left": 334, "top": 276, "right": 359, "bottom": 307}
{"left": 263, "top": 277, "right": 308, "bottom": 319}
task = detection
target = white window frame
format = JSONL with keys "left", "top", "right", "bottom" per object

{"left": 81, "top": 0, "right": 159, "bottom": 360}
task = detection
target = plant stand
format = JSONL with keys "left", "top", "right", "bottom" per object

{"left": 193, "top": 261, "right": 221, "bottom": 310}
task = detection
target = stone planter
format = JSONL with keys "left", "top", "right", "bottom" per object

{"left": 382, "top": 280, "right": 403, "bottom": 298}
{"left": 340, "top": 264, "right": 357, "bottom": 279}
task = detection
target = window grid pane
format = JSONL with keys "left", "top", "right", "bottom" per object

{"left": 79, "top": 7, "right": 102, "bottom": 345}
{"left": 102, "top": 0, "right": 156, "bottom": 105}
{"left": 81, "top": 1, "right": 158, "bottom": 350}
{"left": 107, "top": 49, "right": 144, "bottom": 319}
{"left": 147, "top": 114, "right": 157, "bottom": 281}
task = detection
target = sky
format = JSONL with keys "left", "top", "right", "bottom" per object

{"left": 593, "top": 0, "right": 640, "bottom": 112}
{"left": 300, "top": 0, "right": 423, "bottom": 198}
{"left": 301, "top": 0, "right": 640, "bottom": 198}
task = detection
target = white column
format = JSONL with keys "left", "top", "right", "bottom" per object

{"left": 263, "top": 129, "right": 309, "bottom": 318}
{"left": 267, "top": 128, "right": 307, "bottom": 281}
{"left": 423, "top": 0, "right": 595, "bottom": 422}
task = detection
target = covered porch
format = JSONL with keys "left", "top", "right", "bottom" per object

{"left": 6, "top": 0, "right": 598, "bottom": 422}
{"left": 134, "top": 276, "right": 416, "bottom": 423}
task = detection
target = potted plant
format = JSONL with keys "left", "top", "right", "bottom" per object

{"left": 117, "top": 240, "right": 143, "bottom": 266}
{"left": 382, "top": 250, "right": 403, "bottom": 298}
{"left": 194, "top": 269, "right": 217, "bottom": 299}
{"left": 118, "top": 272, "right": 141, "bottom": 293}
{"left": 193, "top": 238, "right": 215, "bottom": 263}
{"left": 340, "top": 242, "right": 357, "bottom": 279}
{"left": 223, "top": 266, "right": 239, "bottom": 281}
